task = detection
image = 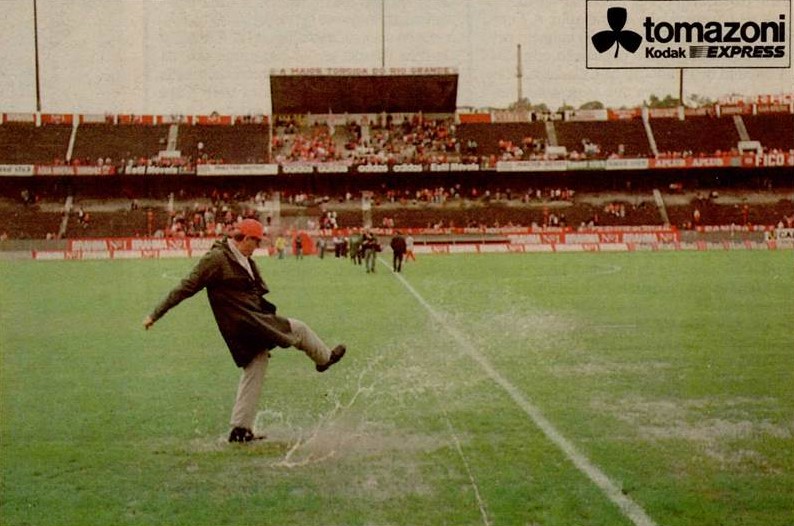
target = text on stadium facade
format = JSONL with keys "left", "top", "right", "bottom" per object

{"left": 270, "top": 67, "right": 458, "bottom": 76}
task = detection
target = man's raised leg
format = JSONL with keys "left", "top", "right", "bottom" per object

{"left": 288, "top": 318, "right": 346, "bottom": 372}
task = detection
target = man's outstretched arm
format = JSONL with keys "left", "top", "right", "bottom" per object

{"left": 143, "top": 250, "right": 219, "bottom": 330}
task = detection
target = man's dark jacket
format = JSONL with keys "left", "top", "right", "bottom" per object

{"left": 390, "top": 235, "right": 407, "bottom": 254}
{"left": 149, "top": 238, "right": 297, "bottom": 367}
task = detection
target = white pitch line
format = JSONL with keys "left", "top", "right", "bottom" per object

{"left": 594, "top": 263, "right": 623, "bottom": 276}
{"left": 383, "top": 262, "right": 659, "bottom": 526}
{"left": 443, "top": 409, "right": 491, "bottom": 526}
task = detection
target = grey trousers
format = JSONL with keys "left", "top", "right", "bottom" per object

{"left": 229, "top": 318, "right": 332, "bottom": 430}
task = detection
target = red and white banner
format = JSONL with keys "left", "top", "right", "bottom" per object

{"left": 68, "top": 238, "right": 193, "bottom": 252}
{"left": 37, "top": 237, "right": 221, "bottom": 261}
{"left": 683, "top": 107, "right": 713, "bottom": 117}
{"left": 496, "top": 160, "right": 568, "bottom": 172}
{"left": 605, "top": 158, "right": 651, "bottom": 170}
{"left": 491, "top": 110, "right": 531, "bottom": 123}
{"left": 196, "top": 114, "right": 233, "bottom": 126}
{"left": 720, "top": 93, "right": 794, "bottom": 106}
{"left": 158, "top": 115, "right": 194, "bottom": 125}
{"left": 41, "top": 114, "right": 74, "bottom": 125}
{"left": 650, "top": 156, "right": 735, "bottom": 169}
{"left": 30, "top": 233, "right": 790, "bottom": 262}
{"left": 413, "top": 241, "right": 787, "bottom": 255}
{"left": 648, "top": 108, "right": 679, "bottom": 119}
{"left": 118, "top": 114, "right": 156, "bottom": 125}
{"left": 741, "top": 151, "right": 794, "bottom": 168}
{"left": 0, "top": 164, "right": 35, "bottom": 176}
{"left": 458, "top": 113, "right": 491, "bottom": 124}
{"left": 568, "top": 109, "right": 608, "bottom": 122}
{"left": 720, "top": 105, "right": 753, "bottom": 116}
{"left": 774, "top": 228, "right": 794, "bottom": 242}
{"left": 608, "top": 108, "right": 642, "bottom": 120}
{"left": 756, "top": 104, "right": 791, "bottom": 114}
{"left": 430, "top": 163, "right": 479, "bottom": 172}
{"left": 3, "top": 113, "right": 35, "bottom": 123}
{"left": 35, "top": 165, "right": 116, "bottom": 176}
{"left": 196, "top": 164, "right": 279, "bottom": 176}
{"left": 80, "top": 114, "right": 109, "bottom": 124}
{"left": 508, "top": 229, "right": 678, "bottom": 245}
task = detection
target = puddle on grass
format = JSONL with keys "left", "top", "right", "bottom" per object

{"left": 591, "top": 395, "right": 792, "bottom": 473}
{"left": 548, "top": 360, "right": 672, "bottom": 378}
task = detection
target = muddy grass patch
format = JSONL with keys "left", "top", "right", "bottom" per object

{"left": 591, "top": 395, "right": 792, "bottom": 472}
{"left": 549, "top": 360, "right": 671, "bottom": 378}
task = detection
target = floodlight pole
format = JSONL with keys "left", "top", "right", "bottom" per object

{"left": 517, "top": 44, "right": 523, "bottom": 104}
{"left": 678, "top": 68, "right": 684, "bottom": 106}
{"left": 33, "top": 0, "right": 42, "bottom": 112}
{"left": 381, "top": 0, "right": 385, "bottom": 68}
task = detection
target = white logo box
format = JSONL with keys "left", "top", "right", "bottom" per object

{"left": 587, "top": 0, "right": 791, "bottom": 68}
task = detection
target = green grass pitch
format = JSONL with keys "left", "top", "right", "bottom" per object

{"left": 1, "top": 251, "right": 793, "bottom": 526}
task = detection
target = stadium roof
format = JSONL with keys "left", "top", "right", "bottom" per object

{"left": 269, "top": 67, "right": 458, "bottom": 115}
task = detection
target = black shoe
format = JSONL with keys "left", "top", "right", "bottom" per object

{"left": 316, "top": 344, "right": 346, "bottom": 373}
{"left": 228, "top": 427, "right": 266, "bottom": 443}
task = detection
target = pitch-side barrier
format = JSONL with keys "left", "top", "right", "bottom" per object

{"left": 24, "top": 227, "right": 794, "bottom": 260}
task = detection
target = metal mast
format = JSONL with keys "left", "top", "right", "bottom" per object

{"left": 516, "top": 44, "right": 523, "bottom": 103}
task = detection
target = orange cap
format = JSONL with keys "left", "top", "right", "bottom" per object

{"left": 238, "top": 218, "right": 264, "bottom": 240}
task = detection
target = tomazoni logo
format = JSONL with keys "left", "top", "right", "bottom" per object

{"left": 591, "top": 7, "right": 643, "bottom": 57}
{"left": 586, "top": 0, "right": 792, "bottom": 69}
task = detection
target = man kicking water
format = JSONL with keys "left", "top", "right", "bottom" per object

{"left": 143, "top": 218, "right": 346, "bottom": 443}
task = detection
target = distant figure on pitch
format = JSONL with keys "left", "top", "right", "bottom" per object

{"left": 405, "top": 234, "right": 416, "bottom": 262}
{"left": 390, "top": 231, "right": 407, "bottom": 272}
{"left": 361, "top": 229, "right": 379, "bottom": 273}
{"left": 274, "top": 235, "right": 286, "bottom": 259}
{"left": 349, "top": 230, "right": 363, "bottom": 265}
{"left": 143, "top": 219, "right": 346, "bottom": 443}
{"left": 294, "top": 234, "right": 304, "bottom": 259}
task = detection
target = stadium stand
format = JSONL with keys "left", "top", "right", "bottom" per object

{"left": 70, "top": 123, "right": 171, "bottom": 166}
{"left": 63, "top": 203, "right": 172, "bottom": 239}
{"left": 0, "top": 123, "right": 72, "bottom": 163}
{"left": 273, "top": 123, "right": 341, "bottom": 163}
{"left": 340, "top": 198, "right": 665, "bottom": 230}
{"left": 1, "top": 72, "right": 792, "bottom": 245}
{"left": 665, "top": 193, "right": 794, "bottom": 229}
{"left": 179, "top": 123, "right": 270, "bottom": 164}
{"left": 651, "top": 115, "right": 741, "bottom": 157}
{"left": 2, "top": 180, "right": 792, "bottom": 241}
{"left": 0, "top": 198, "right": 64, "bottom": 239}
{"left": 456, "top": 122, "right": 548, "bottom": 163}
{"left": 742, "top": 113, "right": 794, "bottom": 152}
{"left": 553, "top": 120, "right": 651, "bottom": 158}
{"left": 271, "top": 115, "right": 464, "bottom": 166}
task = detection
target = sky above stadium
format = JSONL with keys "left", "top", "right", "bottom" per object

{"left": 2, "top": 0, "right": 792, "bottom": 115}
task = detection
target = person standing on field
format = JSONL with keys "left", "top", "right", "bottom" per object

{"left": 348, "top": 229, "right": 363, "bottom": 265}
{"left": 143, "top": 218, "right": 346, "bottom": 443}
{"left": 294, "top": 234, "right": 304, "bottom": 259}
{"left": 390, "top": 231, "right": 407, "bottom": 273}
{"left": 405, "top": 234, "right": 416, "bottom": 262}
{"left": 361, "top": 229, "right": 379, "bottom": 273}
{"left": 274, "top": 235, "right": 286, "bottom": 259}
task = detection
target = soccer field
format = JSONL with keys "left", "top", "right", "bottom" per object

{"left": 1, "top": 251, "right": 793, "bottom": 526}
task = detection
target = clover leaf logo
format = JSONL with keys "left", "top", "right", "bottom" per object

{"left": 591, "top": 7, "right": 642, "bottom": 58}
